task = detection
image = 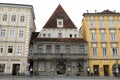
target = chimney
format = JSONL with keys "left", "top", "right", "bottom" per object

{"left": 87, "top": 10, "right": 89, "bottom": 13}
{"left": 95, "top": 10, "right": 97, "bottom": 13}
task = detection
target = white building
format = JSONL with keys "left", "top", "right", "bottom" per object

{"left": 0, "top": 3, "right": 35, "bottom": 75}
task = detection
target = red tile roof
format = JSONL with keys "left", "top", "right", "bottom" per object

{"left": 33, "top": 38, "right": 87, "bottom": 43}
{"left": 43, "top": 4, "right": 77, "bottom": 29}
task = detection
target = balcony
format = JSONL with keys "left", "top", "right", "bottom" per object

{"left": 29, "top": 53, "right": 88, "bottom": 60}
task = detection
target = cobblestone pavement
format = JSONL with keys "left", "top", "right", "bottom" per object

{"left": 0, "top": 76, "right": 119, "bottom": 80}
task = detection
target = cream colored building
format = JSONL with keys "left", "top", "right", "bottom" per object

{"left": 0, "top": 3, "right": 35, "bottom": 75}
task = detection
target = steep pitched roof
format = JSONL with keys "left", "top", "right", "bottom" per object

{"left": 43, "top": 4, "right": 76, "bottom": 29}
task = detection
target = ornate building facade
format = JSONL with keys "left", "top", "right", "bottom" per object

{"left": 0, "top": 3, "right": 35, "bottom": 75}
{"left": 81, "top": 10, "right": 120, "bottom": 76}
{"left": 30, "top": 5, "right": 88, "bottom": 76}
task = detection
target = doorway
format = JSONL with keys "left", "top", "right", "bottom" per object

{"left": 12, "top": 64, "right": 20, "bottom": 75}
{"left": 56, "top": 61, "right": 66, "bottom": 75}
{"left": 103, "top": 65, "right": 109, "bottom": 76}
{"left": 93, "top": 65, "right": 99, "bottom": 76}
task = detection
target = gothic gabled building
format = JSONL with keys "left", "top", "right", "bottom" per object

{"left": 30, "top": 4, "right": 88, "bottom": 76}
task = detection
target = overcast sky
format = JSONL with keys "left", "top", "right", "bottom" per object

{"left": 1, "top": 0, "right": 120, "bottom": 31}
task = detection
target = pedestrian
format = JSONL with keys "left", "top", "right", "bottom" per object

{"left": 87, "top": 67, "right": 90, "bottom": 76}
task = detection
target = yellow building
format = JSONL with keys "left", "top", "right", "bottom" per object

{"left": 0, "top": 3, "right": 35, "bottom": 75}
{"left": 81, "top": 10, "right": 120, "bottom": 76}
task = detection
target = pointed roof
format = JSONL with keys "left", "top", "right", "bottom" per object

{"left": 43, "top": 4, "right": 77, "bottom": 29}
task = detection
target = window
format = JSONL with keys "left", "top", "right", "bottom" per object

{"left": 109, "top": 19, "right": 114, "bottom": 27}
{"left": 38, "top": 62, "right": 45, "bottom": 71}
{"left": 112, "top": 48, "right": 118, "bottom": 56}
{"left": 2, "top": 14, "right": 7, "bottom": 21}
{"left": 102, "top": 48, "right": 107, "bottom": 56}
{"left": 92, "top": 47, "right": 97, "bottom": 56}
{"left": 77, "top": 62, "right": 83, "bottom": 72}
{"left": 9, "top": 30, "right": 14, "bottom": 37}
{"left": 11, "top": 15, "right": 16, "bottom": 22}
{"left": 8, "top": 45, "right": 13, "bottom": 53}
{"left": 19, "top": 30, "right": 23, "bottom": 38}
{"left": 0, "top": 45, "right": 3, "bottom": 54}
{"left": 74, "top": 34, "right": 77, "bottom": 38}
{"left": 99, "top": 20, "right": 104, "bottom": 27}
{"left": 46, "top": 45, "right": 51, "bottom": 53}
{"left": 100, "top": 34, "right": 106, "bottom": 41}
{"left": 0, "top": 29, "right": 5, "bottom": 37}
{"left": 43, "top": 34, "right": 46, "bottom": 38}
{"left": 110, "top": 33, "right": 116, "bottom": 41}
{"left": 70, "top": 34, "right": 72, "bottom": 38}
{"left": 91, "top": 33, "right": 96, "bottom": 41}
{"left": 17, "top": 46, "right": 22, "bottom": 54}
{"left": 79, "top": 45, "right": 84, "bottom": 53}
{"left": 0, "top": 64, "right": 5, "bottom": 73}
{"left": 20, "top": 16, "right": 25, "bottom": 22}
{"left": 38, "top": 45, "right": 43, "bottom": 53}
{"left": 57, "top": 19, "right": 63, "bottom": 27}
{"left": 65, "top": 45, "right": 70, "bottom": 53}
{"left": 55, "top": 45, "right": 60, "bottom": 53}
{"left": 48, "top": 34, "right": 51, "bottom": 38}
{"left": 58, "top": 33, "right": 62, "bottom": 38}
{"left": 90, "top": 19, "right": 95, "bottom": 28}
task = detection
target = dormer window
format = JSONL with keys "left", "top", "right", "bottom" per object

{"left": 57, "top": 19, "right": 63, "bottom": 27}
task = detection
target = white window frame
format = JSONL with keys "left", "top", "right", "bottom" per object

{"left": 102, "top": 48, "right": 107, "bottom": 56}
{"left": 110, "top": 33, "right": 116, "bottom": 41}
{"left": 90, "top": 19, "right": 95, "bottom": 28}
{"left": 111, "top": 48, "right": 118, "bottom": 56}
{"left": 20, "top": 15, "right": 25, "bottom": 22}
{"left": 91, "top": 33, "right": 96, "bottom": 41}
{"left": 11, "top": 14, "right": 16, "bottom": 22}
{"left": 17, "top": 46, "right": 22, "bottom": 54}
{"left": 99, "top": 19, "right": 104, "bottom": 27}
{"left": 109, "top": 19, "right": 114, "bottom": 27}
{"left": 0, "top": 29, "right": 5, "bottom": 37}
{"left": 9, "top": 30, "right": 14, "bottom": 38}
{"left": 2, "top": 14, "right": 7, "bottom": 22}
{"left": 19, "top": 30, "right": 24, "bottom": 38}
{"left": 92, "top": 47, "right": 97, "bottom": 56}
{"left": 37, "top": 45, "right": 43, "bottom": 53}
{"left": 79, "top": 45, "right": 84, "bottom": 53}
{"left": 100, "top": 34, "right": 106, "bottom": 41}
{"left": 57, "top": 19, "right": 63, "bottom": 27}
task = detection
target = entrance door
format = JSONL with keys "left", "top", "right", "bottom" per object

{"left": 12, "top": 64, "right": 20, "bottom": 75}
{"left": 93, "top": 65, "right": 99, "bottom": 76}
{"left": 104, "top": 65, "right": 109, "bottom": 76}
{"left": 56, "top": 61, "right": 66, "bottom": 75}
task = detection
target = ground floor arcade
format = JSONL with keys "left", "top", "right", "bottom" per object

{"left": 89, "top": 59, "right": 120, "bottom": 77}
{"left": 32, "top": 59, "right": 88, "bottom": 76}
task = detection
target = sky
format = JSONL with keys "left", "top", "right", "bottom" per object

{"left": 0, "top": 0, "right": 120, "bottom": 31}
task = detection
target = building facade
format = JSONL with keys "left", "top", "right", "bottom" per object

{"left": 81, "top": 10, "right": 120, "bottom": 76}
{"left": 30, "top": 5, "right": 88, "bottom": 76}
{"left": 0, "top": 3, "right": 35, "bottom": 75}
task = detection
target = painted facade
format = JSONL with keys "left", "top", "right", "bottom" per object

{"left": 81, "top": 10, "right": 120, "bottom": 76}
{"left": 0, "top": 3, "right": 35, "bottom": 75}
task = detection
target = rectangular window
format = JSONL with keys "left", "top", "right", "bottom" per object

{"left": 2, "top": 14, "right": 7, "bottom": 22}
{"left": 20, "top": 16, "right": 25, "bottom": 22}
{"left": 101, "top": 34, "right": 106, "bottom": 41}
{"left": 91, "top": 33, "right": 96, "bottom": 41}
{"left": 19, "top": 30, "right": 23, "bottom": 38}
{"left": 0, "top": 29, "right": 5, "bottom": 37}
{"left": 110, "top": 33, "right": 116, "bottom": 41}
{"left": 38, "top": 45, "right": 43, "bottom": 53}
{"left": 79, "top": 45, "right": 84, "bottom": 53}
{"left": 102, "top": 48, "right": 107, "bottom": 56}
{"left": 112, "top": 48, "right": 118, "bottom": 56}
{"left": 0, "top": 45, "right": 3, "bottom": 54}
{"left": 74, "top": 34, "right": 77, "bottom": 38}
{"left": 92, "top": 47, "right": 97, "bottom": 56}
{"left": 90, "top": 19, "right": 95, "bottom": 28}
{"left": 58, "top": 33, "right": 62, "bottom": 38}
{"left": 55, "top": 45, "right": 60, "bottom": 53}
{"left": 109, "top": 19, "right": 114, "bottom": 27}
{"left": 57, "top": 19, "right": 63, "bottom": 27}
{"left": 99, "top": 20, "right": 104, "bottom": 27}
{"left": 65, "top": 45, "right": 70, "bottom": 53}
{"left": 43, "top": 34, "right": 46, "bottom": 38}
{"left": 70, "top": 34, "right": 72, "bottom": 38}
{"left": 0, "top": 64, "right": 5, "bottom": 73}
{"left": 11, "top": 15, "right": 16, "bottom": 22}
{"left": 46, "top": 45, "right": 51, "bottom": 53}
{"left": 9, "top": 30, "right": 14, "bottom": 37}
{"left": 38, "top": 62, "right": 45, "bottom": 71}
{"left": 17, "top": 46, "right": 22, "bottom": 54}
{"left": 8, "top": 45, "right": 13, "bottom": 53}
{"left": 48, "top": 34, "right": 51, "bottom": 38}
